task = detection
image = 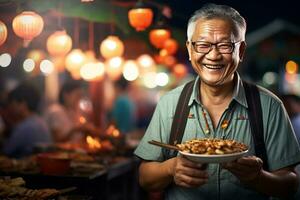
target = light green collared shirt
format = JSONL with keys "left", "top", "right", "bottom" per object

{"left": 134, "top": 74, "right": 300, "bottom": 200}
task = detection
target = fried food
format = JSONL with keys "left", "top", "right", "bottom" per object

{"left": 0, "top": 177, "right": 59, "bottom": 199}
{"left": 177, "top": 138, "right": 248, "bottom": 155}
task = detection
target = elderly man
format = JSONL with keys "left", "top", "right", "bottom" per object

{"left": 134, "top": 3, "right": 300, "bottom": 200}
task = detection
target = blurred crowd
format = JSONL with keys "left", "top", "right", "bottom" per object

{"left": 0, "top": 77, "right": 156, "bottom": 159}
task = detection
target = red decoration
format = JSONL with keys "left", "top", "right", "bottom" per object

{"left": 0, "top": 20, "right": 7, "bottom": 46}
{"left": 128, "top": 2, "right": 153, "bottom": 31}
{"left": 163, "top": 38, "right": 178, "bottom": 55}
{"left": 149, "top": 28, "right": 171, "bottom": 49}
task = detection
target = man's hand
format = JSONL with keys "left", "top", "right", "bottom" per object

{"left": 172, "top": 155, "right": 209, "bottom": 187}
{"left": 221, "top": 156, "right": 263, "bottom": 183}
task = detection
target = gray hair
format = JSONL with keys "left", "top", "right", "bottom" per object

{"left": 187, "top": 3, "right": 246, "bottom": 41}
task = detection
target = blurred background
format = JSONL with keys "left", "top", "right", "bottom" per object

{"left": 0, "top": 0, "right": 300, "bottom": 199}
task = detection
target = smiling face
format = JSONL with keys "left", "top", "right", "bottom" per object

{"left": 187, "top": 18, "right": 246, "bottom": 87}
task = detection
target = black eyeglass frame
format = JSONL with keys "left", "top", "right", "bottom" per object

{"left": 190, "top": 41, "right": 242, "bottom": 54}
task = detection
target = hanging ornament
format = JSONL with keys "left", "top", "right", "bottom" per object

{"left": 163, "top": 38, "right": 178, "bottom": 55}
{"left": 105, "top": 57, "right": 124, "bottom": 81}
{"left": 128, "top": 2, "right": 153, "bottom": 31}
{"left": 173, "top": 63, "right": 188, "bottom": 79}
{"left": 0, "top": 20, "right": 8, "bottom": 46}
{"left": 100, "top": 35, "right": 124, "bottom": 59}
{"left": 47, "top": 30, "right": 72, "bottom": 57}
{"left": 65, "top": 49, "right": 86, "bottom": 79}
{"left": 149, "top": 28, "right": 171, "bottom": 49}
{"left": 12, "top": 11, "right": 44, "bottom": 47}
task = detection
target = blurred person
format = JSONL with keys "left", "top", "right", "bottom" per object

{"left": 110, "top": 77, "right": 136, "bottom": 134}
{"left": 134, "top": 3, "right": 300, "bottom": 199}
{"left": 2, "top": 82, "right": 52, "bottom": 158}
{"left": 281, "top": 94, "right": 300, "bottom": 142}
{"left": 44, "top": 79, "right": 97, "bottom": 143}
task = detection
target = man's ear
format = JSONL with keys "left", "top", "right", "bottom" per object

{"left": 239, "top": 41, "right": 247, "bottom": 62}
{"left": 186, "top": 41, "right": 191, "bottom": 61}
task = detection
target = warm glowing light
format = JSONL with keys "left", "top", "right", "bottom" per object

{"left": 106, "top": 57, "right": 124, "bottom": 80}
{"left": 80, "top": 62, "right": 105, "bottom": 81}
{"left": 137, "top": 54, "right": 154, "bottom": 68}
{"left": 128, "top": 8, "right": 153, "bottom": 31}
{"left": 47, "top": 30, "right": 72, "bottom": 56}
{"left": 86, "top": 136, "right": 101, "bottom": 150}
{"left": 285, "top": 73, "right": 297, "bottom": 83}
{"left": 163, "top": 38, "right": 178, "bottom": 55}
{"left": 106, "top": 124, "right": 121, "bottom": 137}
{"left": 0, "top": 53, "right": 12, "bottom": 67}
{"left": 143, "top": 72, "right": 157, "bottom": 88}
{"left": 40, "top": 59, "right": 54, "bottom": 76}
{"left": 149, "top": 29, "right": 171, "bottom": 48}
{"left": 285, "top": 60, "right": 298, "bottom": 74}
{"left": 51, "top": 56, "right": 66, "bottom": 72}
{"left": 27, "top": 50, "right": 45, "bottom": 63}
{"left": 79, "top": 116, "right": 86, "bottom": 124}
{"left": 12, "top": 11, "right": 44, "bottom": 46}
{"left": 173, "top": 63, "right": 188, "bottom": 78}
{"left": 23, "top": 58, "right": 35, "bottom": 72}
{"left": 123, "top": 60, "right": 139, "bottom": 81}
{"left": 65, "top": 49, "right": 86, "bottom": 79}
{"left": 100, "top": 36, "right": 124, "bottom": 59}
{"left": 0, "top": 20, "right": 7, "bottom": 46}
{"left": 155, "top": 72, "right": 169, "bottom": 87}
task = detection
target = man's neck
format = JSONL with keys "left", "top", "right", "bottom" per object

{"left": 200, "top": 79, "right": 235, "bottom": 108}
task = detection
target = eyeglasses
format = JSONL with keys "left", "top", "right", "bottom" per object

{"left": 191, "top": 41, "right": 241, "bottom": 54}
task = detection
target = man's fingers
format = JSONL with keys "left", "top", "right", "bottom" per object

{"left": 175, "top": 174, "right": 208, "bottom": 187}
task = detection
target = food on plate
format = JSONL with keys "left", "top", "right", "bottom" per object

{"left": 0, "top": 177, "right": 59, "bottom": 199}
{"left": 176, "top": 138, "right": 248, "bottom": 155}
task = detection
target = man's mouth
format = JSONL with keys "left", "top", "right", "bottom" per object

{"left": 203, "top": 64, "right": 224, "bottom": 70}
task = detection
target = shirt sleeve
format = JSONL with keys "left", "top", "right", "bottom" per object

{"left": 264, "top": 100, "right": 300, "bottom": 171}
{"left": 134, "top": 96, "right": 173, "bottom": 161}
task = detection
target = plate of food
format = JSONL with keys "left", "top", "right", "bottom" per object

{"left": 177, "top": 138, "right": 249, "bottom": 163}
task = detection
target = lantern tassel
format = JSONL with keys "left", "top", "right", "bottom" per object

{"left": 23, "top": 39, "right": 31, "bottom": 48}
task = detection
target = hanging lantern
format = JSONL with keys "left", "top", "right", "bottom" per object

{"left": 80, "top": 61, "right": 105, "bottom": 81}
{"left": 163, "top": 38, "right": 178, "bottom": 55}
{"left": 128, "top": 2, "right": 153, "bottom": 31}
{"left": 47, "top": 30, "right": 72, "bottom": 56}
{"left": 0, "top": 21, "right": 7, "bottom": 46}
{"left": 65, "top": 49, "right": 86, "bottom": 79}
{"left": 100, "top": 35, "right": 124, "bottom": 59}
{"left": 105, "top": 57, "right": 124, "bottom": 81}
{"left": 173, "top": 63, "right": 188, "bottom": 79}
{"left": 149, "top": 28, "right": 171, "bottom": 49}
{"left": 12, "top": 11, "right": 44, "bottom": 47}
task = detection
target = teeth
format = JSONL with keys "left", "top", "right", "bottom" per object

{"left": 204, "top": 64, "right": 223, "bottom": 69}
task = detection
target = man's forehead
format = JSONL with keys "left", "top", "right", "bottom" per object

{"left": 191, "top": 18, "right": 235, "bottom": 40}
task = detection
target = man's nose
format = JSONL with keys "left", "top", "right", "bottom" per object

{"left": 205, "top": 45, "right": 222, "bottom": 59}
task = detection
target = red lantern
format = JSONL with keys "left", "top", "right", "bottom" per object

{"left": 12, "top": 11, "right": 44, "bottom": 47}
{"left": 149, "top": 28, "right": 171, "bottom": 49}
{"left": 128, "top": 2, "right": 153, "bottom": 31}
{"left": 163, "top": 38, "right": 178, "bottom": 55}
{"left": 173, "top": 63, "right": 188, "bottom": 79}
{"left": 47, "top": 30, "right": 72, "bottom": 56}
{"left": 0, "top": 20, "right": 7, "bottom": 46}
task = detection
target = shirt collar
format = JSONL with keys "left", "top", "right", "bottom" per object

{"left": 187, "top": 73, "right": 248, "bottom": 108}
{"left": 232, "top": 73, "right": 248, "bottom": 108}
